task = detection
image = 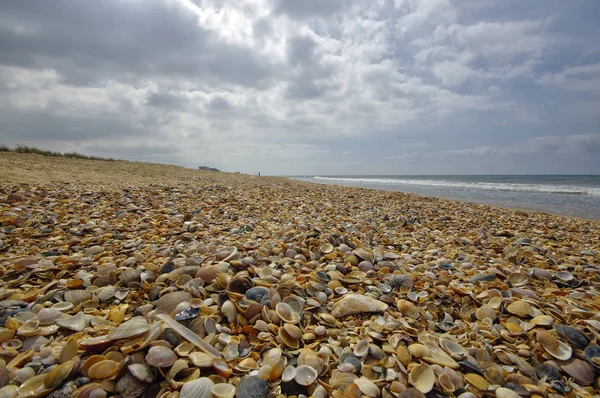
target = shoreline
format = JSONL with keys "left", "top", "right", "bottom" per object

{"left": 1, "top": 153, "right": 600, "bottom": 397}
{"left": 292, "top": 176, "right": 600, "bottom": 222}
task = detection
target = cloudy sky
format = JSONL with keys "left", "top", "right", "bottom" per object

{"left": 1, "top": 0, "right": 599, "bottom": 175}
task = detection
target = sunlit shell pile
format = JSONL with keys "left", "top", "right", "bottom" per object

{"left": 0, "top": 170, "right": 599, "bottom": 398}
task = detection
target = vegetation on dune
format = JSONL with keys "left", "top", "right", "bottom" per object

{"left": 0, "top": 144, "right": 116, "bottom": 161}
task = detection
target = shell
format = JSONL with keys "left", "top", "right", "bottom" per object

{"left": 506, "top": 300, "right": 533, "bottom": 317}
{"left": 211, "top": 383, "right": 236, "bottom": 398}
{"left": 59, "top": 336, "right": 79, "bottom": 363}
{"left": 74, "top": 383, "right": 107, "bottom": 398}
{"left": 282, "top": 366, "right": 296, "bottom": 382}
{"left": 294, "top": 365, "right": 318, "bottom": 386}
{"left": 235, "top": 376, "right": 269, "bottom": 398}
{"left": 156, "top": 314, "right": 222, "bottom": 358}
{"left": 553, "top": 324, "right": 590, "bottom": 350}
{"left": 55, "top": 312, "right": 87, "bottom": 332}
{"left": 536, "top": 329, "right": 572, "bottom": 360}
{"left": 275, "top": 303, "right": 300, "bottom": 324}
{"left": 408, "top": 363, "right": 435, "bottom": 393}
{"left": 44, "top": 358, "right": 78, "bottom": 389}
{"left": 128, "top": 363, "right": 154, "bottom": 383}
{"left": 584, "top": 345, "right": 600, "bottom": 373}
{"left": 495, "top": 388, "right": 521, "bottom": 398}
{"left": 353, "top": 378, "right": 380, "bottom": 397}
{"left": 145, "top": 346, "right": 177, "bottom": 367}
{"left": 155, "top": 291, "right": 193, "bottom": 314}
{"left": 331, "top": 294, "right": 388, "bottom": 318}
{"left": 88, "top": 360, "right": 121, "bottom": 379}
{"left": 107, "top": 317, "right": 149, "bottom": 341}
{"left": 397, "top": 300, "right": 420, "bottom": 319}
{"left": 17, "top": 374, "right": 51, "bottom": 398}
{"left": 557, "top": 358, "right": 595, "bottom": 385}
{"left": 354, "top": 338, "right": 370, "bottom": 357}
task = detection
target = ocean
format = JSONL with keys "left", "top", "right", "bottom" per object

{"left": 291, "top": 175, "right": 600, "bottom": 220}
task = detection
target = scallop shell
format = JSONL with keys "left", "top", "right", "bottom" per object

{"left": 294, "top": 365, "right": 318, "bottom": 386}
{"left": 408, "top": 363, "right": 435, "bottom": 393}
{"left": 180, "top": 377, "right": 214, "bottom": 398}
{"left": 331, "top": 294, "right": 388, "bottom": 318}
{"left": 536, "top": 329, "right": 572, "bottom": 360}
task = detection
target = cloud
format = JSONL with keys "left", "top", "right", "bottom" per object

{"left": 0, "top": 0, "right": 599, "bottom": 174}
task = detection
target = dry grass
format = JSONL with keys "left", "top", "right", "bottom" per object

{"left": 0, "top": 152, "right": 233, "bottom": 187}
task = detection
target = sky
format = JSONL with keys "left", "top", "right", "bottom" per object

{"left": 0, "top": 0, "right": 599, "bottom": 175}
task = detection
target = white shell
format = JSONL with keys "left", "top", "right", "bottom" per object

{"left": 180, "top": 377, "right": 214, "bottom": 398}
{"left": 55, "top": 312, "right": 87, "bottom": 332}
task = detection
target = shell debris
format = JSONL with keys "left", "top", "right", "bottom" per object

{"left": 0, "top": 154, "right": 599, "bottom": 397}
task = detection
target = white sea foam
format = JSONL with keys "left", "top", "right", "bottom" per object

{"left": 310, "top": 176, "right": 600, "bottom": 196}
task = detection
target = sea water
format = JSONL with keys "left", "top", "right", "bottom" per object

{"left": 291, "top": 175, "right": 600, "bottom": 220}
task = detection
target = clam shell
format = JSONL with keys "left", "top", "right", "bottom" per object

{"left": 495, "top": 387, "right": 521, "bottom": 398}
{"left": 74, "top": 383, "right": 106, "bottom": 398}
{"left": 44, "top": 358, "right": 78, "bottom": 389}
{"left": 354, "top": 338, "right": 370, "bottom": 357}
{"left": 145, "top": 346, "right": 177, "bottom": 368}
{"left": 282, "top": 366, "right": 296, "bottom": 382}
{"left": 584, "top": 345, "right": 600, "bottom": 373}
{"left": 506, "top": 300, "right": 533, "bottom": 317}
{"left": 59, "top": 336, "right": 79, "bottom": 363}
{"left": 408, "top": 363, "right": 434, "bottom": 393}
{"left": 17, "top": 374, "right": 51, "bottom": 398}
{"left": 128, "top": 363, "right": 154, "bottom": 383}
{"left": 536, "top": 329, "right": 572, "bottom": 360}
{"left": 155, "top": 291, "right": 193, "bottom": 315}
{"left": 211, "top": 383, "right": 235, "bottom": 398}
{"left": 235, "top": 376, "right": 269, "bottom": 398}
{"left": 88, "top": 360, "right": 121, "bottom": 380}
{"left": 553, "top": 324, "right": 590, "bottom": 350}
{"left": 354, "top": 378, "right": 380, "bottom": 397}
{"left": 331, "top": 294, "right": 388, "bottom": 318}
{"left": 295, "top": 365, "right": 318, "bottom": 386}
{"left": 107, "top": 317, "right": 149, "bottom": 341}
{"left": 36, "top": 308, "right": 63, "bottom": 326}
{"left": 275, "top": 302, "right": 300, "bottom": 324}
{"left": 557, "top": 358, "right": 595, "bottom": 385}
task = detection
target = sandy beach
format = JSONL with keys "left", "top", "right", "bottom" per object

{"left": 1, "top": 153, "right": 599, "bottom": 398}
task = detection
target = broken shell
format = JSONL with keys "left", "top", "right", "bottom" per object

{"left": 128, "top": 363, "right": 154, "bottom": 383}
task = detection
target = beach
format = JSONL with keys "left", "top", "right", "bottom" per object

{"left": 1, "top": 152, "right": 599, "bottom": 397}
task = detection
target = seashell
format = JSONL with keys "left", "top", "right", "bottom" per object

{"left": 16, "top": 374, "right": 51, "bottom": 398}
{"left": 530, "top": 315, "right": 554, "bottom": 326}
{"left": 439, "top": 339, "right": 466, "bottom": 361}
{"left": 52, "top": 302, "right": 74, "bottom": 312}
{"left": 536, "top": 329, "right": 572, "bottom": 360}
{"left": 88, "top": 360, "right": 121, "bottom": 379}
{"left": 408, "top": 344, "right": 430, "bottom": 358}
{"left": 408, "top": 363, "right": 434, "bottom": 393}
{"left": 65, "top": 290, "right": 93, "bottom": 306}
{"left": 212, "top": 358, "right": 232, "bottom": 378}
{"left": 222, "top": 341, "right": 239, "bottom": 361}
{"left": 36, "top": 308, "right": 63, "bottom": 326}
{"left": 320, "top": 243, "right": 334, "bottom": 254}
{"left": 145, "top": 346, "right": 177, "bottom": 367}
{"left": 353, "top": 248, "right": 374, "bottom": 263}
{"left": 0, "top": 328, "right": 15, "bottom": 343}
{"left": 17, "top": 320, "right": 39, "bottom": 337}
{"left": 553, "top": 324, "right": 590, "bottom": 350}
{"left": 463, "top": 373, "right": 489, "bottom": 391}
{"left": 97, "top": 285, "right": 116, "bottom": 301}
{"left": 74, "top": 383, "right": 106, "bottom": 398}
{"left": 59, "top": 336, "right": 79, "bottom": 363}
{"left": 14, "top": 367, "right": 35, "bottom": 384}
{"left": 506, "top": 300, "right": 533, "bottom": 317}
{"left": 584, "top": 345, "right": 600, "bottom": 373}
{"left": 495, "top": 387, "right": 520, "bottom": 398}
{"left": 56, "top": 311, "right": 88, "bottom": 332}
{"left": 262, "top": 348, "right": 282, "bottom": 367}
{"left": 331, "top": 294, "right": 388, "bottom": 318}
{"left": 294, "top": 365, "right": 318, "bottom": 386}
{"left": 190, "top": 352, "right": 215, "bottom": 368}
{"left": 275, "top": 302, "right": 300, "bottom": 324}
{"left": 44, "top": 358, "right": 78, "bottom": 389}
{"left": 235, "top": 376, "right": 269, "bottom": 398}
{"left": 282, "top": 366, "right": 296, "bottom": 382}
{"left": 212, "top": 383, "right": 236, "bottom": 398}
{"left": 107, "top": 317, "right": 149, "bottom": 341}
{"left": 0, "top": 385, "right": 18, "bottom": 398}
{"left": 156, "top": 314, "right": 222, "bottom": 358}
{"left": 353, "top": 378, "right": 380, "bottom": 397}
{"left": 354, "top": 338, "right": 370, "bottom": 357}
{"left": 278, "top": 326, "right": 300, "bottom": 349}
{"left": 555, "top": 270, "right": 574, "bottom": 281}
{"left": 155, "top": 291, "right": 192, "bottom": 315}
{"left": 557, "top": 358, "right": 595, "bottom": 385}
{"left": 221, "top": 300, "right": 237, "bottom": 324}
{"left": 246, "top": 287, "right": 269, "bottom": 303}
{"left": 196, "top": 265, "right": 221, "bottom": 284}
{"left": 115, "top": 372, "right": 148, "bottom": 398}
{"left": 475, "top": 304, "right": 496, "bottom": 322}
{"left": 128, "top": 363, "right": 154, "bottom": 383}
{"left": 235, "top": 357, "right": 259, "bottom": 372}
